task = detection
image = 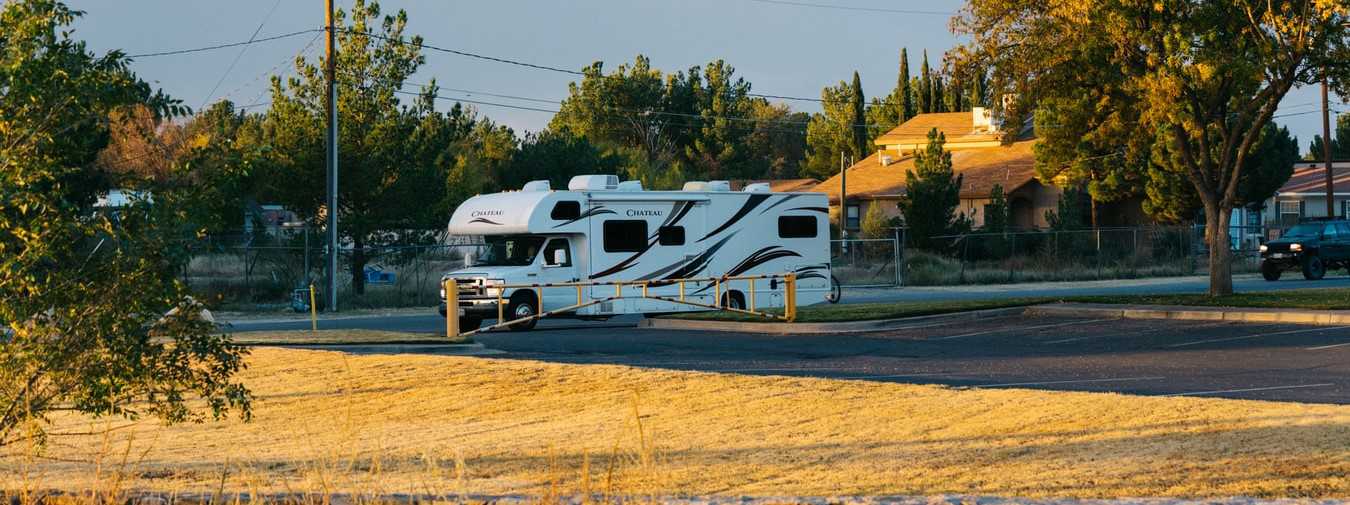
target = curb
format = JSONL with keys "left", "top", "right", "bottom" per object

{"left": 1026, "top": 302, "right": 1350, "bottom": 325}
{"left": 638, "top": 306, "right": 1028, "bottom": 334}
{"left": 248, "top": 342, "right": 503, "bottom": 355}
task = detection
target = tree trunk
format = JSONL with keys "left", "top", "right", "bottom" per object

{"left": 1203, "top": 201, "right": 1234, "bottom": 296}
{"left": 349, "top": 237, "right": 367, "bottom": 296}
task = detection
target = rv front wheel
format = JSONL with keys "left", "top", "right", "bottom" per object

{"left": 506, "top": 293, "right": 539, "bottom": 331}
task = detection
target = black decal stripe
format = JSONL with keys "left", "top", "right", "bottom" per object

{"left": 552, "top": 207, "right": 614, "bottom": 228}
{"left": 690, "top": 246, "right": 802, "bottom": 294}
{"left": 590, "top": 236, "right": 661, "bottom": 279}
{"left": 698, "top": 194, "right": 770, "bottom": 243}
{"left": 469, "top": 218, "right": 503, "bottom": 225}
{"left": 786, "top": 206, "right": 829, "bottom": 213}
{"left": 757, "top": 194, "right": 801, "bottom": 215}
{"left": 646, "top": 233, "right": 737, "bottom": 286}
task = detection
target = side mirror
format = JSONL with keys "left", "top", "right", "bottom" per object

{"left": 464, "top": 252, "right": 475, "bottom": 268}
{"left": 552, "top": 249, "right": 567, "bottom": 266}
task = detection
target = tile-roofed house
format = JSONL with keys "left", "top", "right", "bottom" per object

{"left": 1265, "top": 161, "right": 1350, "bottom": 227}
{"left": 817, "top": 109, "right": 1065, "bottom": 232}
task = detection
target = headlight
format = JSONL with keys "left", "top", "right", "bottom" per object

{"left": 484, "top": 279, "right": 505, "bottom": 296}
{"left": 1290, "top": 243, "right": 1302, "bottom": 252}
{"left": 439, "top": 288, "right": 446, "bottom": 298}
{"left": 1259, "top": 244, "right": 1268, "bottom": 253}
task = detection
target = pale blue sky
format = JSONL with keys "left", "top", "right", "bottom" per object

{"left": 71, "top": 0, "right": 1341, "bottom": 153}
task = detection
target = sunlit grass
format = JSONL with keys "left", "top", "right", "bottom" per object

{"left": 6, "top": 347, "right": 1347, "bottom": 500}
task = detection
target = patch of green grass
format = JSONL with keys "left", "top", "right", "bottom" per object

{"left": 1072, "top": 287, "right": 1350, "bottom": 310}
{"left": 670, "top": 288, "right": 1350, "bottom": 323}
{"left": 670, "top": 297, "right": 1059, "bottom": 323}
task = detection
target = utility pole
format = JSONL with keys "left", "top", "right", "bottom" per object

{"left": 325, "top": 0, "right": 340, "bottom": 311}
{"left": 1323, "top": 74, "right": 1336, "bottom": 218}
{"left": 839, "top": 152, "right": 847, "bottom": 239}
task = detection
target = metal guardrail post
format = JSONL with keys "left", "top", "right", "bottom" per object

{"left": 785, "top": 273, "right": 797, "bottom": 322}
{"left": 445, "top": 278, "right": 459, "bottom": 338}
{"left": 309, "top": 283, "right": 318, "bottom": 336}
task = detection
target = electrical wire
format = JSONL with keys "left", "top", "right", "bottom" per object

{"left": 126, "top": 28, "right": 321, "bottom": 58}
{"left": 199, "top": 0, "right": 285, "bottom": 111}
{"left": 740, "top": 0, "right": 954, "bottom": 16}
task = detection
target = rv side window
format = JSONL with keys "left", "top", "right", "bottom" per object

{"left": 778, "top": 216, "right": 817, "bottom": 238}
{"left": 658, "top": 226, "right": 685, "bottom": 246}
{"left": 550, "top": 201, "right": 581, "bottom": 220}
{"left": 603, "top": 220, "right": 648, "bottom": 252}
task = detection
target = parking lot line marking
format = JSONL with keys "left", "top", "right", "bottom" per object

{"left": 1162, "top": 383, "right": 1335, "bottom": 397}
{"left": 1306, "top": 341, "right": 1350, "bottom": 350}
{"left": 1166, "top": 325, "right": 1350, "bottom": 348}
{"left": 884, "top": 315, "right": 1024, "bottom": 332}
{"left": 832, "top": 372, "right": 958, "bottom": 380}
{"left": 977, "top": 376, "right": 1166, "bottom": 388}
{"left": 932, "top": 318, "right": 1114, "bottom": 340}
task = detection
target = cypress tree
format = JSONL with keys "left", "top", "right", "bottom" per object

{"left": 898, "top": 48, "right": 913, "bottom": 121}
{"left": 931, "top": 75, "right": 945, "bottom": 113}
{"left": 918, "top": 50, "right": 932, "bottom": 114}
{"left": 850, "top": 71, "right": 868, "bottom": 160}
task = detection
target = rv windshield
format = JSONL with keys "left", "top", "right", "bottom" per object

{"left": 476, "top": 235, "right": 546, "bottom": 267}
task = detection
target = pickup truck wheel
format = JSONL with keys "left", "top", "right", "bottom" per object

{"left": 506, "top": 294, "right": 539, "bottom": 331}
{"left": 1260, "top": 261, "right": 1282, "bottom": 281}
{"left": 1302, "top": 255, "right": 1326, "bottom": 281}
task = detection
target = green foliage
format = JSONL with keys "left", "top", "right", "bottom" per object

{"left": 1046, "top": 188, "right": 1089, "bottom": 231}
{"left": 261, "top": 0, "right": 482, "bottom": 295}
{"left": 849, "top": 71, "right": 868, "bottom": 161}
{"left": 1237, "top": 124, "right": 1299, "bottom": 207}
{"left": 898, "top": 49, "right": 914, "bottom": 121}
{"left": 1306, "top": 114, "right": 1350, "bottom": 161}
{"left": 956, "top": 0, "right": 1350, "bottom": 295}
{"left": 802, "top": 80, "right": 861, "bottom": 179}
{"left": 982, "top": 184, "right": 1010, "bottom": 233}
{"left": 897, "top": 128, "right": 969, "bottom": 250}
{"left": 0, "top": 0, "right": 249, "bottom": 446}
{"left": 917, "top": 50, "right": 932, "bottom": 114}
{"left": 860, "top": 203, "right": 891, "bottom": 239}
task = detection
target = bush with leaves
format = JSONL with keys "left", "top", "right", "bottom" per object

{"left": 896, "top": 128, "right": 970, "bottom": 251}
{"left": 0, "top": 1, "right": 250, "bottom": 447}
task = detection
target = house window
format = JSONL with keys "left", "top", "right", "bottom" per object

{"left": 845, "top": 204, "right": 861, "bottom": 230}
{"left": 602, "top": 220, "right": 648, "bottom": 252}
{"left": 1343, "top": 200, "right": 1350, "bottom": 219}
{"left": 778, "top": 216, "right": 818, "bottom": 238}
{"left": 658, "top": 226, "right": 685, "bottom": 246}
{"left": 1278, "top": 200, "right": 1302, "bottom": 226}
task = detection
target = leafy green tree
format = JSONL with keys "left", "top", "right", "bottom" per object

{"left": 744, "top": 99, "right": 809, "bottom": 179}
{"left": 0, "top": 0, "right": 249, "bottom": 446}
{"left": 956, "top": 0, "right": 1350, "bottom": 295}
{"left": 1238, "top": 124, "right": 1299, "bottom": 208}
{"left": 865, "top": 96, "right": 900, "bottom": 146}
{"left": 897, "top": 128, "right": 969, "bottom": 250}
{"left": 1045, "top": 188, "right": 1089, "bottom": 231}
{"left": 860, "top": 203, "right": 890, "bottom": 239}
{"left": 687, "top": 59, "right": 753, "bottom": 180}
{"left": 850, "top": 72, "right": 869, "bottom": 161}
{"left": 509, "top": 127, "right": 621, "bottom": 189}
{"left": 1306, "top": 114, "right": 1350, "bottom": 161}
{"left": 263, "top": 0, "right": 466, "bottom": 295}
{"left": 982, "top": 184, "right": 1010, "bottom": 233}
{"left": 802, "top": 80, "right": 860, "bottom": 179}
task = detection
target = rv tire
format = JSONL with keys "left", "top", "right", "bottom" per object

{"left": 506, "top": 293, "right": 539, "bottom": 331}
{"left": 825, "top": 274, "right": 842, "bottom": 304}
{"left": 722, "top": 291, "right": 746, "bottom": 311}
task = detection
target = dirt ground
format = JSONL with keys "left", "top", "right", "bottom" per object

{"left": 6, "top": 347, "right": 1347, "bottom": 499}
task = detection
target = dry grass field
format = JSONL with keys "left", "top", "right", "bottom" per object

{"left": 4, "top": 346, "right": 1347, "bottom": 500}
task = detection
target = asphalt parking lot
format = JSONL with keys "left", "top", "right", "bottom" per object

{"left": 235, "top": 312, "right": 1350, "bottom": 404}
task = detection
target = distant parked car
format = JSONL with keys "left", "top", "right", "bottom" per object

{"left": 1259, "top": 220, "right": 1350, "bottom": 281}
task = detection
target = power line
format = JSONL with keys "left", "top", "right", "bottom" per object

{"left": 199, "top": 0, "right": 284, "bottom": 111}
{"left": 126, "top": 28, "right": 321, "bottom": 58}
{"left": 740, "top": 0, "right": 954, "bottom": 16}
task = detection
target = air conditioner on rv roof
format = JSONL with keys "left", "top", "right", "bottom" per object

{"left": 568, "top": 174, "right": 619, "bottom": 191}
{"left": 521, "top": 180, "right": 551, "bottom": 192}
{"left": 742, "top": 183, "right": 771, "bottom": 193}
{"left": 616, "top": 180, "right": 643, "bottom": 191}
{"left": 682, "top": 181, "right": 709, "bottom": 192}
{"left": 708, "top": 180, "right": 731, "bottom": 192}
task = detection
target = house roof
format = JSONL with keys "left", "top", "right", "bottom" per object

{"left": 813, "top": 139, "right": 1040, "bottom": 204}
{"left": 1276, "top": 162, "right": 1350, "bottom": 194}
{"left": 873, "top": 112, "right": 1000, "bottom": 147}
{"left": 731, "top": 178, "right": 820, "bottom": 193}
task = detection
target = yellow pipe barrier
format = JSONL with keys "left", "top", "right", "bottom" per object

{"left": 748, "top": 278, "right": 756, "bottom": 311}
{"left": 445, "top": 278, "right": 459, "bottom": 338}
{"left": 308, "top": 283, "right": 318, "bottom": 336}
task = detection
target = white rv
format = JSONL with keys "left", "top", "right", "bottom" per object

{"left": 440, "top": 175, "right": 834, "bottom": 330}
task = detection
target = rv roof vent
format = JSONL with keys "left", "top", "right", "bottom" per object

{"left": 708, "top": 180, "right": 731, "bottom": 192}
{"left": 521, "top": 180, "right": 551, "bottom": 192}
{"left": 682, "top": 181, "right": 710, "bottom": 192}
{"left": 616, "top": 180, "right": 643, "bottom": 192}
{"left": 742, "top": 182, "right": 771, "bottom": 193}
{"left": 568, "top": 174, "right": 619, "bottom": 191}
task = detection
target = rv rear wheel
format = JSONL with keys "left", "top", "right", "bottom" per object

{"left": 721, "top": 291, "right": 746, "bottom": 311}
{"left": 505, "top": 293, "right": 539, "bottom": 331}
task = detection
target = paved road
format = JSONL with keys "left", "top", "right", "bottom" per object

{"left": 233, "top": 312, "right": 1350, "bottom": 404}
{"left": 844, "top": 273, "right": 1350, "bottom": 304}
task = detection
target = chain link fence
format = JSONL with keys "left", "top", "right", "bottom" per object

{"left": 831, "top": 238, "right": 901, "bottom": 287}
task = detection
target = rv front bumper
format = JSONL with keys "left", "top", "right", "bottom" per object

{"left": 438, "top": 298, "right": 501, "bottom": 318}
